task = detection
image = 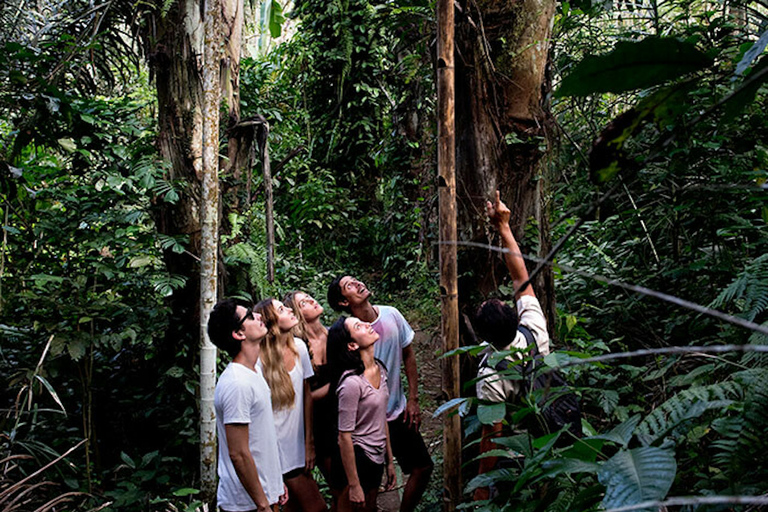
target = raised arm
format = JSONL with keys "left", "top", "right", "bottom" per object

{"left": 487, "top": 190, "right": 534, "bottom": 300}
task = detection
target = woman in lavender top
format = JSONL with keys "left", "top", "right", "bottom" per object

{"left": 327, "top": 316, "right": 396, "bottom": 512}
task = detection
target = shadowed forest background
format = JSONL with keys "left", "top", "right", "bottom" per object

{"left": 1, "top": 0, "right": 767, "bottom": 509}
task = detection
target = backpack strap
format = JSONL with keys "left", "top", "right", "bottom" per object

{"left": 517, "top": 325, "right": 537, "bottom": 356}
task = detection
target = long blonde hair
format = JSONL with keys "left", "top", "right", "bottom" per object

{"left": 255, "top": 298, "right": 298, "bottom": 411}
{"left": 283, "top": 291, "right": 309, "bottom": 341}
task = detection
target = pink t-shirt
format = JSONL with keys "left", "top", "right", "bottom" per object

{"left": 337, "top": 363, "right": 389, "bottom": 464}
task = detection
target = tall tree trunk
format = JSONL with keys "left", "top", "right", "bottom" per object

{"left": 437, "top": 0, "right": 461, "bottom": 506}
{"left": 200, "top": 0, "right": 223, "bottom": 501}
{"left": 455, "top": 0, "right": 557, "bottom": 326}
{"left": 146, "top": 1, "right": 205, "bottom": 352}
{"left": 145, "top": 0, "right": 246, "bottom": 349}
{"left": 144, "top": 0, "right": 244, "bottom": 499}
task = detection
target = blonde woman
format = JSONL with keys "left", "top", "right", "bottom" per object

{"left": 255, "top": 298, "right": 327, "bottom": 512}
{"left": 284, "top": 291, "right": 337, "bottom": 490}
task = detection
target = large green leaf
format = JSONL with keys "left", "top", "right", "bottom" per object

{"left": 723, "top": 56, "right": 768, "bottom": 122}
{"left": 598, "top": 447, "right": 677, "bottom": 511}
{"left": 477, "top": 402, "right": 506, "bottom": 425}
{"left": 588, "top": 84, "right": 691, "bottom": 183}
{"left": 635, "top": 382, "right": 741, "bottom": 446}
{"left": 433, "top": 397, "right": 472, "bottom": 417}
{"left": 588, "top": 414, "right": 640, "bottom": 447}
{"left": 735, "top": 27, "right": 768, "bottom": 76}
{"left": 267, "top": 0, "right": 285, "bottom": 38}
{"left": 556, "top": 37, "right": 712, "bottom": 97}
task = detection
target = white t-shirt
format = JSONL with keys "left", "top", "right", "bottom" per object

{"left": 258, "top": 337, "right": 314, "bottom": 474}
{"left": 214, "top": 362, "right": 284, "bottom": 510}
{"left": 476, "top": 295, "right": 550, "bottom": 403}
{"left": 371, "top": 305, "right": 414, "bottom": 421}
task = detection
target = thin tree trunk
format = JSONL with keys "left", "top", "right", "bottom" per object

{"left": 200, "top": 0, "right": 223, "bottom": 502}
{"left": 437, "top": 0, "right": 461, "bottom": 508}
{"left": 259, "top": 124, "right": 275, "bottom": 283}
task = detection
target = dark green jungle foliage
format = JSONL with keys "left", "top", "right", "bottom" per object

{"left": 1, "top": 0, "right": 767, "bottom": 508}
{"left": 451, "top": 0, "right": 768, "bottom": 509}
{"left": 233, "top": 0, "right": 437, "bottom": 299}
{"left": 0, "top": 5, "right": 200, "bottom": 510}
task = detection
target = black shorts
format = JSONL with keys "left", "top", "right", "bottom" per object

{"left": 388, "top": 412, "right": 433, "bottom": 474}
{"left": 330, "top": 444, "right": 385, "bottom": 492}
{"left": 283, "top": 467, "right": 304, "bottom": 480}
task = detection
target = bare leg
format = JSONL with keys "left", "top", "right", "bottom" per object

{"left": 284, "top": 472, "right": 328, "bottom": 512}
{"left": 363, "top": 489, "right": 378, "bottom": 512}
{"left": 399, "top": 463, "right": 433, "bottom": 512}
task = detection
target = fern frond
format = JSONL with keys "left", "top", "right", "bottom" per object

{"left": 742, "top": 327, "right": 768, "bottom": 365}
{"left": 711, "top": 369, "right": 768, "bottom": 481}
{"left": 711, "top": 254, "right": 768, "bottom": 322}
{"left": 547, "top": 480, "right": 579, "bottom": 512}
{"left": 636, "top": 382, "right": 743, "bottom": 446}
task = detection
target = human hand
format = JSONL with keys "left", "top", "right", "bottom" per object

{"left": 278, "top": 485, "right": 289, "bottom": 506}
{"left": 486, "top": 190, "right": 511, "bottom": 229}
{"left": 349, "top": 483, "right": 365, "bottom": 506}
{"left": 255, "top": 495, "right": 272, "bottom": 512}
{"left": 405, "top": 398, "right": 421, "bottom": 430}
{"left": 385, "top": 462, "right": 397, "bottom": 490}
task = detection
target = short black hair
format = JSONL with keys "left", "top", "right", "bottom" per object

{"left": 327, "top": 275, "right": 351, "bottom": 313}
{"left": 208, "top": 298, "right": 244, "bottom": 358}
{"left": 473, "top": 298, "right": 518, "bottom": 349}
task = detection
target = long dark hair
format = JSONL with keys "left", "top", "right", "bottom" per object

{"left": 327, "top": 316, "right": 387, "bottom": 395}
{"left": 327, "top": 316, "right": 363, "bottom": 394}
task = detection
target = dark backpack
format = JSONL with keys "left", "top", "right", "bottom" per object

{"left": 488, "top": 326, "right": 582, "bottom": 442}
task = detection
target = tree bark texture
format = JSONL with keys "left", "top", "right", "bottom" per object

{"left": 145, "top": 0, "right": 247, "bottom": 347}
{"left": 144, "top": 0, "right": 243, "bottom": 500}
{"left": 437, "top": 0, "right": 461, "bottom": 506}
{"left": 145, "top": 0, "right": 205, "bottom": 349}
{"left": 200, "top": 0, "right": 223, "bottom": 501}
{"left": 454, "top": 0, "right": 557, "bottom": 326}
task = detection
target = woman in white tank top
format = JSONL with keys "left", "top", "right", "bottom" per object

{"left": 255, "top": 298, "right": 327, "bottom": 512}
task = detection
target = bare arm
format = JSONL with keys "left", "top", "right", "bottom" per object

{"left": 384, "top": 420, "right": 397, "bottom": 490}
{"left": 487, "top": 190, "right": 534, "bottom": 300}
{"left": 402, "top": 344, "right": 422, "bottom": 430}
{"left": 310, "top": 382, "right": 330, "bottom": 401}
{"left": 473, "top": 421, "right": 504, "bottom": 501}
{"left": 304, "top": 380, "right": 315, "bottom": 471}
{"left": 339, "top": 431, "right": 365, "bottom": 505}
{"left": 225, "top": 424, "right": 272, "bottom": 512}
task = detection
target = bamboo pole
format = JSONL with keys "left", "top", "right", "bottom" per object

{"left": 437, "top": 0, "right": 461, "bottom": 507}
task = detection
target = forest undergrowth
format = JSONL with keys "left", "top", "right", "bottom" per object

{"left": 1, "top": 0, "right": 767, "bottom": 509}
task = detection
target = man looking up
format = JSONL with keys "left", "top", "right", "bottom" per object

{"left": 472, "top": 191, "right": 551, "bottom": 501}
{"left": 327, "top": 277, "right": 433, "bottom": 512}
{"left": 208, "top": 299, "right": 288, "bottom": 512}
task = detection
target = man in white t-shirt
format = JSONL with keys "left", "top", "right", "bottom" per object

{"left": 328, "top": 277, "right": 434, "bottom": 512}
{"left": 208, "top": 299, "right": 288, "bottom": 512}
{"left": 472, "top": 191, "right": 551, "bottom": 501}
